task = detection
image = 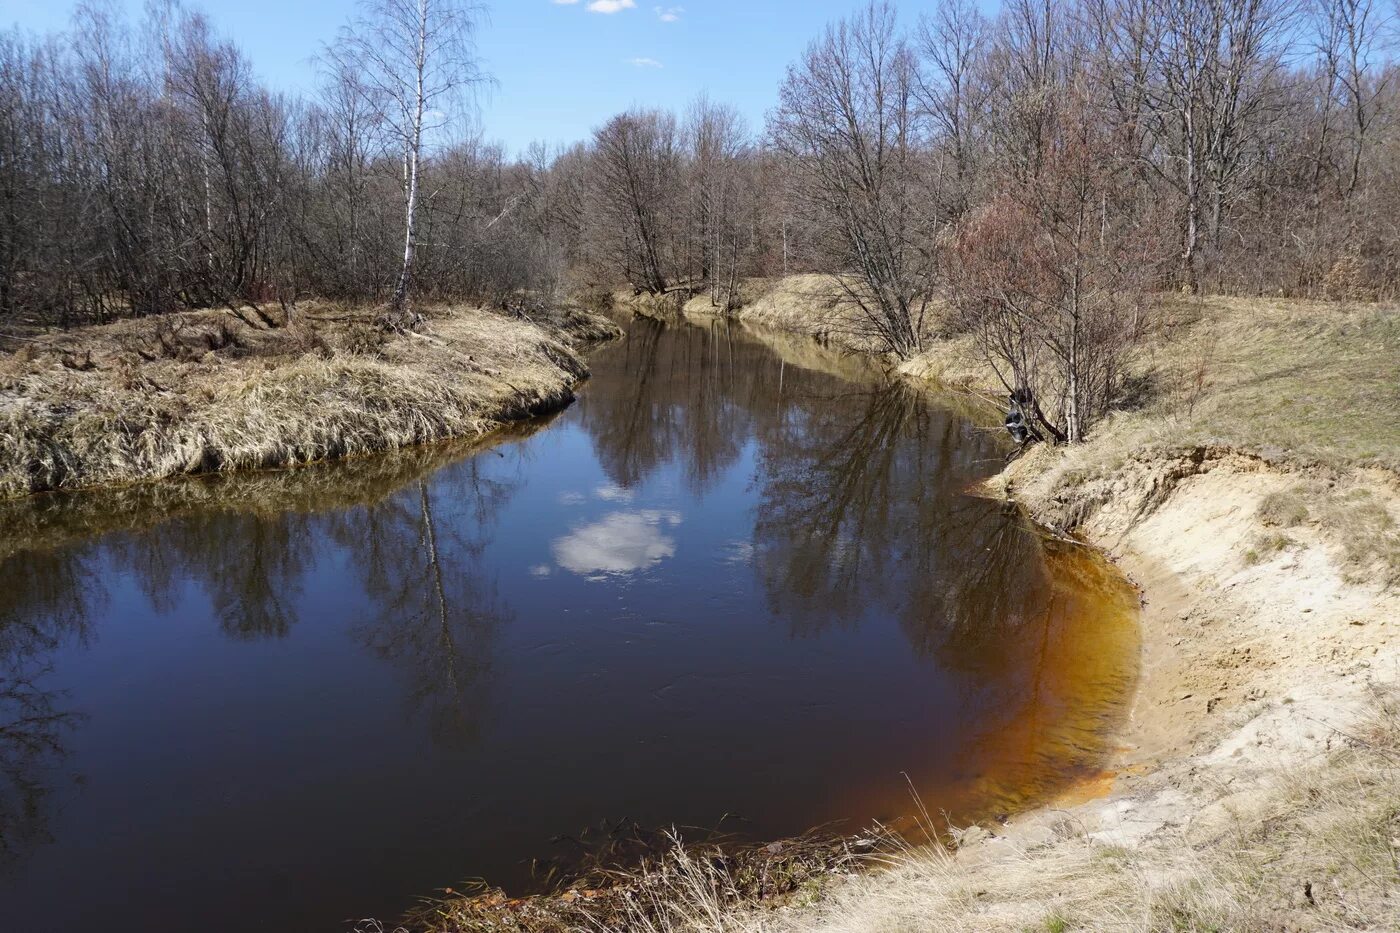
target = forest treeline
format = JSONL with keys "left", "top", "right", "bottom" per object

{"left": 1, "top": 0, "right": 1396, "bottom": 440}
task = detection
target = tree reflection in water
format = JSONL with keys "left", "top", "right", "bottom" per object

{"left": 571, "top": 318, "right": 1137, "bottom": 822}
{"left": 578, "top": 317, "right": 752, "bottom": 496}
{"left": 0, "top": 548, "right": 90, "bottom": 865}
{"left": 0, "top": 436, "right": 531, "bottom": 861}
{"left": 342, "top": 456, "right": 519, "bottom": 747}
{"left": 576, "top": 317, "right": 1046, "bottom": 660}
{"left": 113, "top": 513, "right": 316, "bottom": 640}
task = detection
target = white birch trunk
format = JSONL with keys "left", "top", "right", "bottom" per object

{"left": 389, "top": 0, "right": 429, "bottom": 321}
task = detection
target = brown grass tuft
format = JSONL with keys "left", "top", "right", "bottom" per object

{"left": 1315, "top": 486, "right": 1400, "bottom": 586}
{"left": 1256, "top": 488, "right": 1311, "bottom": 527}
{"left": 1242, "top": 529, "right": 1296, "bottom": 566}
{"left": 397, "top": 830, "right": 867, "bottom": 933}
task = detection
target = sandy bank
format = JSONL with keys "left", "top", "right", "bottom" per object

{"left": 866, "top": 443, "right": 1400, "bottom": 932}
{"left": 0, "top": 303, "right": 620, "bottom": 499}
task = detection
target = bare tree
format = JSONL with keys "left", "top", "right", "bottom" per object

{"left": 684, "top": 96, "right": 751, "bottom": 311}
{"left": 983, "top": 0, "right": 1071, "bottom": 184}
{"left": 770, "top": 1, "right": 938, "bottom": 358}
{"left": 914, "top": 0, "right": 990, "bottom": 216}
{"left": 318, "top": 58, "right": 380, "bottom": 297}
{"left": 4, "top": 0, "right": 1400, "bottom": 334}
{"left": 1317, "top": 0, "right": 1393, "bottom": 196}
{"left": 329, "top": 0, "right": 486, "bottom": 330}
{"left": 1133, "top": 0, "right": 1294, "bottom": 288}
{"left": 588, "top": 109, "right": 683, "bottom": 296}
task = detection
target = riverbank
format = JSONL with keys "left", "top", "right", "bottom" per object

{"left": 0, "top": 302, "right": 619, "bottom": 499}
{"left": 563, "top": 280, "right": 1400, "bottom": 931}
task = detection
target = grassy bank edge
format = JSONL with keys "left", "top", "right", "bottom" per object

{"left": 0, "top": 303, "right": 622, "bottom": 501}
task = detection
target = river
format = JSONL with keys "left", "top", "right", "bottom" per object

{"left": 0, "top": 315, "right": 1138, "bottom": 931}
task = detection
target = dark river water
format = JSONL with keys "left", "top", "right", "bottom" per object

{"left": 0, "top": 316, "right": 1138, "bottom": 932}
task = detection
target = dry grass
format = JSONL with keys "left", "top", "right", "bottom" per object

{"left": 394, "top": 830, "right": 866, "bottom": 933}
{"left": 617, "top": 289, "right": 690, "bottom": 322}
{"left": 1241, "top": 479, "right": 1400, "bottom": 586}
{"left": 1242, "top": 528, "right": 1296, "bottom": 566}
{"left": 686, "top": 276, "right": 991, "bottom": 393}
{"left": 0, "top": 302, "right": 618, "bottom": 499}
{"left": 1149, "top": 297, "right": 1400, "bottom": 472}
{"left": 1313, "top": 485, "right": 1400, "bottom": 586}
{"left": 1042, "top": 296, "right": 1400, "bottom": 480}
{"left": 614, "top": 276, "right": 892, "bottom": 356}
{"left": 1256, "top": 488, "right": 1311, "bottom": 527}
{"left": 725, "top": 276, "right": 894, "bottom": 356}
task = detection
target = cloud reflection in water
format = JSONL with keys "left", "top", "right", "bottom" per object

{"left": 551, "top": 510, "right": 682, "bottom": 578}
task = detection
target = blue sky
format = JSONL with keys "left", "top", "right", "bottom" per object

{"left": 4, "top": 0, "right": 935, "bottom": 156}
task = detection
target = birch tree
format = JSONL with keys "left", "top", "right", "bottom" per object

{"left": 329, "top": 0, "right": 485, "bottom": 330}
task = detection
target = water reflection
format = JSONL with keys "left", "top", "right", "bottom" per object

{"left": 0, "top": 657, "right": 79, "bottom": 866}
{"left": 137, "top": 513, "right": 314, "bottom": 641}
{"left": 569, "top": 317, "right": 1138, "bottom": 820}
{"left": 578, "top": 317, "right": 752, "bottom": 495}
{"left": 576, "top": 318, "right": 1040, "bottom": 651}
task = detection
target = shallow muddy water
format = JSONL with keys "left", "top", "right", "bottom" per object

{"left": 0, "top": 316, "right": 1138, "bottom": 932}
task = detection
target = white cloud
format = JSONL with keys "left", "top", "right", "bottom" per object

{"left": 587, "top": 0, "right": 636, "bottom": 12}
{"left": 655, "top": 5, "right": 683, "bottom": 21}
{"left": 552, "top": 510, "right": 682, "bottom": 577}
{"left": 627, "top": 57, "right": 664, "bottom": 68}
{"left": 553, "top": 0, "right": 580, "bottom": 5}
